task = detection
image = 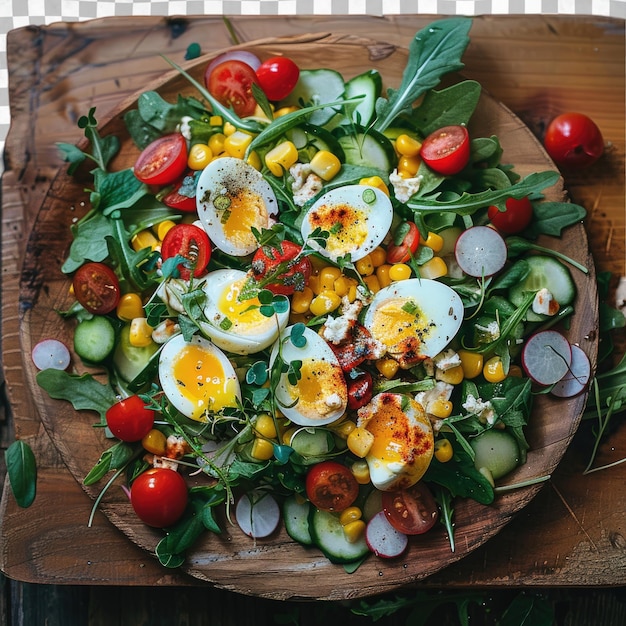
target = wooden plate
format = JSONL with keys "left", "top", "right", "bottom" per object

{"left": 18, "top": 33, "right": 598, "bottom": 601}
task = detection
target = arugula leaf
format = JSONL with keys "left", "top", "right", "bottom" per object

{"left": 525, "top": 200, "right": 587, "bottom": 237}
{"left": 91, "top": 168, "right": 148, "bottom": 215}
{"left": 5, "top": 440, "right": 37, "bottom": 508}
{"left": 83, "top": 441, "right": 135, "bottom": 486}
{"left": 61, "top": 211, "right": 113, "bottom": 274}
{"left": 373, "top": 17, "right": 472, "bottom": 132}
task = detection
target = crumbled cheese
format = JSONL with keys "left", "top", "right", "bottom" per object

{"left": 322, "top": 316, "right": 351, "bottom": 344}
{"left": 389, "top": 168, "right": 423, "bottom": 203}
{"left": 290, "top": 163, "right": 323, "bottom": 206}
{"left": 415, "top": 381, "right": 454, "bottom": 413}
{"left": 325, "top": 393, "right": 343, "bottom": 411}
{"left": 434, "top": 349, "right": 461, "bottom": 372}
{"left": 462, "top": 394, "right": 496, "bottom": 425}
{"left": 153, "top": 456, "right": 179, "bottom": 471}
{"left": 178, "top": 116, "right": 193, "bottom": 141}
{"left": 339, "top": 296, "right": 363, "bottom": 321}
{"left": 151, "top": 319, "right": 181, "bottom": 344}
{"left": 532, "top": 288, "right": 560, "bottom": 316}
{"left": 475, "top": 320, "right": 500, "bottom": 342}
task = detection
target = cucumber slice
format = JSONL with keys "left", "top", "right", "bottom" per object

{"left": 283, "top": 496, "right": 313, "bottom": 546}
{"left": 508, "top": 255, "right": 576, "bottom": 321}
{"left": 309, "top": 507, "right": 369, "bottom": 564}
{"left": 334, "top": 127, "right": 396, "bottom": 171}
{"left": 74, "top": 316, "right": 116, "bottom": 363}
{"left": 344, "top": 69, "right": 382, "bottom": 126}
{"left": 113, "top": 324, "right": 160, "bottom": 382}
{"left": 284, "top": 124, "right": 345, "bottom": 163}
{"left": 282, "top": 68, "right": 345, "bottom": 126}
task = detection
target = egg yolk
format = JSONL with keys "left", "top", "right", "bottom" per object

{"left": 172, "top": 343, "right": 239, "bottom": 420}
{"left": 217, "top": 278, "right": 273, "bottom": 333}
{"left": 221, "top": 188, "right": 268, "bottom": 251}
{"left": 307, "top": 203, "right": 368, "bottom": 257}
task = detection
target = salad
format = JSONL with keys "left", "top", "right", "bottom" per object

{"left": 35, "top": 17, "right": 591, "bottom": 569}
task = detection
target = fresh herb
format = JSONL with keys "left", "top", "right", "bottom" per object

{"left": 4, "top": 440, "right": 37, "bottom": 508}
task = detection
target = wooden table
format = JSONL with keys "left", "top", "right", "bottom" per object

{"left": 1, "top": 13, "right": 625, "bottom": 615}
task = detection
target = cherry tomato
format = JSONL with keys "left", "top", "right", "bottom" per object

{"left": 305, "top": 460, "right": 359, "bottom": 512}
{"left": 487, "top": 196, "right": 534, "bottom": 234}
{"left": 420, "top": 125, "right": 470, "bottom": 176}
{"left": 255, "top": 56, "right": 300, "bottom": 101}
{"left": 162, "top": 171, "right": 198, "bottom": 212}
{"left": 105, "top": 395, "right": 155, "bottom": 442}
{"left": 206, "top": 60, "right": 259, "bottom": 118}
{"left": 328, "top": 323, "right": 378, "bottom": 372}
{"left": 130, "top": 468, "right": 188, "bottom": 528}
{"left": 347, "top": 370, "right": 374, "bottom": 410}
{"left": 251, "top": 240, "right": 312, "bottom": 295}
{"left": 161, "top": 223, "right": 212, "bottom": 280}
{"left": 544, "top": 112, "right": 604, "bottom": 169}
{"left": 386, "top": 220, "right": 420, "bottom": 264}
{"left": 381, "top": 482, "right": 439, "bottom": 535}
{"left": 72, "top": 262, "right": 121, "bottom": 315}
{"left": 134, "top": 133, "right": 188, "bottom": 186}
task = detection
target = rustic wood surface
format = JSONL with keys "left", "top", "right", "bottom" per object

{"left": 0, "top": 11, "right": 624, "bottom": 614}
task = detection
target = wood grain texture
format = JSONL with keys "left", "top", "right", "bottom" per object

{"left": 1, "top": 15, "right": 624, "bottom": 600}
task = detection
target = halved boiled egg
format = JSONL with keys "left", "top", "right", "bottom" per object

{"left": 196, "top": 157, "right": 278, "bottom": 256}
{"left": 270, "top": 325, "right": 347, "bottom": 427}
{"left": 200, "top": 269, "right": 289, "bottom": 355}
{"left": 300, "top": 185, "right": 393, "bottom": 262}
{"left": 159, "top": 334, "right": 241, "bottom": 421}
{"left": 362, "top": 278, "right": 464, "bottom": 368}
{"left": 357, "top": 393, "right": 434, "bottom": 491}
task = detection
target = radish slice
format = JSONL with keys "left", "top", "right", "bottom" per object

{"left": 454, "top": 225, "right": 507, "bottom": 278}
{"left": 205, "top": 51, "right": 262, "bottom": 77}
{"left": 32, "top": 339, "right": 71, "bottom": 371}
{"left": 365, "top": 511, "right": 408, "bottom": 559}
{"left": 551, "top": 344, "right": 591, "bottom": 398}
{"left": 235, "top": 490, "right": 280, "bottom": 538}
{"left": 521, "top": 329, "right": 572, "bottom": 386}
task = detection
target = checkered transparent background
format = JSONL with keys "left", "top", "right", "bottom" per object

{"left": 1, "top": 0, "right": 625, "bottom": 168}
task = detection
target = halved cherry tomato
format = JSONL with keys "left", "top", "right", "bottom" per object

{"left": 134, "top": 133, "right": 188, "bottom": 186}
{"left": 386, "top": 220, "right": 420, "bottom": 264}
{"left": 381, "top": 482, "right": 439, "bottom": 535}
{"left": 420, "top": 125, "right": 470, "bottom": 176}
{"left": 543, "top": 112, "right": 604, "bottom": 169}
{"left": 161, "top": 223, "right": 211, "bottom": 280}
{"left": 130, "top": 468, "right": 188, "bottom": 528}
{"left": 162, "top": 171, "right": 198, "bottom": 212}
{"left": 487, "top": 196, "right": 534, "bottom": 234}
{"left": 347, "top": 370, "right": 374, "bottom": 410}
{"left": 251, "top": 240, "right": 312, "bottom": 295}
{"left": 206, "top": 60, "right": 259, "bottom": 118}
{"left": 255, "top": 56, "right": 300, "bottom": 101}
{"left": 328, "top": 323, "right": 379, "bottom": 372}
{"left": 105, "top": 395, "right": 155, "bottom": 442}
{"left": 72, "top": 261, "right": 121, "bottom": 315}
{"left": 305, "top": 460, "right": 359, "bottom": 512}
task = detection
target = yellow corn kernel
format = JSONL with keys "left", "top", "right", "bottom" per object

{"left": 307, "top": 273, "right": 321, "bottom": 295}
{"left": 208, "top": 115, "right": 222, "bottom": 126}
{"left": 252, "top": 102, "right": 273, "bottom": 120}
{"left": 419, "top": 256, "right": 448, "bottom": 280}
{"left": 309, "top": 290, "right": 342, "bottom": 317}
{"left": 129, "top": 317, "right": 155, "bottom": 348}
{"left": 363, "top": 274, "right": 381, "bottom": 294}
{"left": 274, "top": 105, "right": 299, "bottom": 117}
{"left": 350, "top": 460, "right": 371, "bottom": 485}
{"left": 429, "top": 397, "right": 454, "bottom": 418}
{"left": 264, "top": 140, "right": 299, "bottom": 177}
{"left": 131, "top": 229, "right": 159, "bottom": 252}
{"left": 309, "top": 150, "right": 342, "bottom": 181}
{"left": 154, "top": 219, "right": 177, "bottom": 242}
{"left": 347, "top": 427, "right": 375, "bottom": 458}
{"left": 116, "top": 293, "right": 144, "bottom": 322}
{"left": 347, "top": 283, "right": 358, "bottom": 302}
{"left": 318, "top": 266, "right": 342, "bottom": 291}
{"left": 291, "top": 286, "right": 314, "bottom": 314}
{"left": 376, "top": 358, "right": 399, "bottom": 379}
{"left": 508, "top": 364, "right": 523, "bottom": 377}
{"left": 223, "top": 121, "right": 237, "bottom": 136}
{"left": 458, "top": 350, "right": 483, "bottom": 379}
{"left": 483, "top": 356, "right": 507, "bottom": 383}
{"left": 369, "top": 247, "right": 387, "bottom": 268}
{"left": 251, "top": 437, "right": 275, "bottom": 461}
{"left": 187, "top": 143, "right": 213, "bottom": 170}
{"left": 224, "top": 131, "right": 253, "bottom": 159}
{"left": 395, "top": 133, "right": 422, "bottom": 157}
{"left": 436, "top": 364, "right": 464, "bottom": 385}
{"left": 389, "top": 263, "right": 412, "bottom": 281}
{"left": 339, "top": 506, "right": 362, "bottom": 526}
{"left": 253, "top": 414, "right": 277, "bottom": 439}
{"left": 398, "top": 154, "right": 421, "bottom": 177}
{"left": 434, "top": 438, "right": 454, "bottom": 463}
{"left": 358, "top": 175, "right": 389, "bottom": 196}
{"left": 376, "top": 264, "right": 393, "bottom": 288}
{"left": 333, "top": 275, "right": 355, "bottom": 298}
{"left": 208, "top": 132, "right": 226, "bottom": 154}
{"left": 333, "top": 419, "right": 357, "bottom": 440}
{"left": 355, "top": 254, "right": 374, "bottom": 276}
{"left": 342, "top": 519, "right": 366, "bottom": 543}
{"left": 423, "top": 231, "right": 444, "bottom": 253}
{"left": 247, "top": 150, "right": 262, "bottom": 171}
{"left": 142, "top": 428, "right": 167, "bottom": 455}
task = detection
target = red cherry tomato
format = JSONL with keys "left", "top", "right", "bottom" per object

{"left": 381, "top": 482, "right": 439, "bottom": 535}
{"left": 305, "top": 461, "right": 359, "bottom": 512}
{"left": 386, "top": 220, "right": 420, "bottom": 264}
{"left": 105, "top": 395, "right": 155, "bottom": 442}
{"left": 130, "top": 468, "right": 188, "bottom": 528}
{"left": 347, "top": 370, "right": 374, "bottom": 410}
{"left": 328, "top": 323, "right": 378, "bottom": 372}
{"left": 162, "top": 171, "right": 198, "bottom": 212}
{"left": 72, "top": 262, "right": 121, "bottom": 315}
{"left": 134, "top": 133, "right": 188, "bottom": 186}
{"left": 487, "top": 196, "right": 534, "bottom": 234}
{"left": 251, "top": 240, "right": 312, "bottom": 295}
{"left": 161, "top": 223, "right": 212, "bottom": 280}
{"left": 543, "top": 112, "right": 604, "bottom": 169}
{"left": 206, "top": 60, "right": 259, "bottom": 118}
{"left": 255, "top": 56, "right": 300, "bottom": 101}
{"left": 420, "top": 125, "right": 470, "bottom": 176}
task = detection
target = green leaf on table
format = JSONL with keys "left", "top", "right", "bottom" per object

{"left": 5, "top": 440, "right": 37, "bottom": 508}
